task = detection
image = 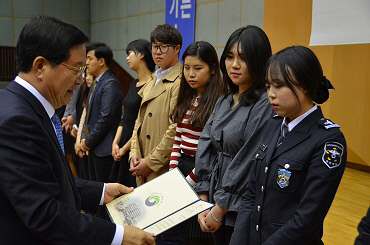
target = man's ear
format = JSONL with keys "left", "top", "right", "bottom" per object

{"left": 33, "top": 56, "right": 48, "bottom": 80}
{"left": 99, "top": 57, "right": 106, "bottom": 67}
{"left": 174, "top": 45, "right": 181, "bottom": 55}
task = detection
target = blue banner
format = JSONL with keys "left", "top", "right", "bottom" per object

{"left": 165, "top": 0, "right": 196, "bottom": 60}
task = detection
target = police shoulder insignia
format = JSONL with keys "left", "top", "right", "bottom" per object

{"left": 277, "top": 168, "right": 291, "bottom": 188}
{"left": 322, "top": 142, "right": 344, "bottom": 169}
{"left": 319, "top": 118, "right": 340, "bottom": 129}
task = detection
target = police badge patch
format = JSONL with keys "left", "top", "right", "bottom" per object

{"left": 322, "top": 142, "right": 344, "bottom": 169}
{"left": 277, "top": 168, "right": 291, "bottom": 188}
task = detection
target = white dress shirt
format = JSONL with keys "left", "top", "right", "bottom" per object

{"left": 154, "top": 66, "right": 174, "bottom": 86}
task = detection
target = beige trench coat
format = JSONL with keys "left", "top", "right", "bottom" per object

{"left": 129, "top": 61, "right": 182, "bottom": 186}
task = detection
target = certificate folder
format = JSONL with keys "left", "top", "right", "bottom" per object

{"left": 106, "top": 168, "right": 214, "bottom": 236}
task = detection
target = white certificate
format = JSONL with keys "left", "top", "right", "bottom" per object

{"left": 106, "top": 168, "right": 214, "bottom": 236}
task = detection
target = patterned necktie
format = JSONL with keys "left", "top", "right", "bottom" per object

{"left": 276, "top": 122, "right": 289, "bottom": 148}
{"left": 51, "top": 113, "right": 65, "bottom": 155}
{"left": 88, "top": 79, "right": 97, "bottom": 107}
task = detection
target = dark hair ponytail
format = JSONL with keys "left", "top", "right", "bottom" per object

{"left": 126, "top": 39, "right": 155, "bottom": 72}
{"left": 314, "top": 76, "right": 334, "bottom": 104}
{"left": 265, "top": 46, "right": 334, "bottom": 104}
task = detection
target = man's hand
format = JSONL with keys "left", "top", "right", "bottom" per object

{"left": 70, "top": 128, "right": 77, "bottom": 138}
{"left": 130, "top": 156, "right": 139, "bottom": 170}
{"left": 104, "top": 183, "right": 134, "bottom": 204}
{"left": 61, "top": 115, "right": 74, "bottom": 132}
{"left": 122, "top": 226, "right": 155, "bottom": 245}
{"left": 74, "top": 142, "right": 85, "bottom": 158}
{"left": 129, "top": 158, "right": 152, "bottom": 177}
{"left": 81, "top": 139, "right": 90, "bottom": 152}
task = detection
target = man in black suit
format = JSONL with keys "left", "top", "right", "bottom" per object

{"left": 0, "top": 16, "right": 154, "bottom": 245}
{"left": 80, "top": 42, "right": 122, "bottom": 183}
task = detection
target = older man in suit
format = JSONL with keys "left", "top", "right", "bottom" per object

{"left": 0, "top": 16, "right": 154, "bottom": 245}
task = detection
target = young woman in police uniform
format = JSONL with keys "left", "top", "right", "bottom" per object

{"left": 229, "top": 46, "right": 347, "bottom": 245}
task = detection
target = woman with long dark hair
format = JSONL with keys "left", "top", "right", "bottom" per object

{"left": 170, "top": 41, "right": 227, "bottom": 245}
{"left": 194, "top": 25, "right": 275, "bottom": 245}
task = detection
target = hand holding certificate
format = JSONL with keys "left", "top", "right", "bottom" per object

{"left": 106, "top": 168, "right": 214, "bottom": 236}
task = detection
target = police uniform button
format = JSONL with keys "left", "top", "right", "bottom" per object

{"left": 264, "top": 167, "right": 268, "bottom": 173}
{"left": 146, "top": 135, "right": 151, "bottom": 139}
{"left": 257, "top": 205, "right": 260, "bottom": 212}
{"left": 261, "top": 186, "right": 264, "bottom": 192}
{"left": 148, "top": 112, "right": 152, "bottom": 117}
{"left": 255, "top": 153, "right": 259, "bottom": 159}
{"left": 256, "top": 225, "right": 259, "bottom": 231}
{"left": 284, "top": 164, "right": 290, "bottom": 169}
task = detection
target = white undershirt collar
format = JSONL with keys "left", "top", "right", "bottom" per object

{"left": 284, "top": 105, "right": 318, "bottom": 132}
{"left": 14, "top": 76, "right": 55, "bottom": 119}
{"left": 155, "top": 66, "right": 174, "bottom": 85}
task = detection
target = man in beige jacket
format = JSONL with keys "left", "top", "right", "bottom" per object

{"left": 129, "top": 24, "right": 182, "bottom": 188}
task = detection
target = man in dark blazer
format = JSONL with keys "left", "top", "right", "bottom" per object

{"left": 80, "top": 42, "right": 122, "bottom": 183}
{"left": 0, "top": 16, "right": 154, "bottom": 245}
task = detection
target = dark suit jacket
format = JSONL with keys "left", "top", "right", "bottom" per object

{"left": 83, "top": 70, "right": 122, "bottom": 157}
{"left": 0, "top": 81, "right": 115, "bottom": 245}
{"left": 230, "top": 107, "right": 347, "bottom": 245}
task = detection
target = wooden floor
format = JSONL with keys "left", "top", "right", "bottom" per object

{"left": 323, "top": 168, "right": 370, "bottom": 244}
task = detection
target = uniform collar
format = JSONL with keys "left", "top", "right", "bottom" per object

{"left": 284, "top": 105, "right": 318, "bottom": 132}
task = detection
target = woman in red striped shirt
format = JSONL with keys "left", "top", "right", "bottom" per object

{"left": 170, "top": 41, "right": 227, "bottom": 245}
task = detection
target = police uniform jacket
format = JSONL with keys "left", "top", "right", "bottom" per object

{"left": 229, "top": 106, "right": 346, "bottom": 245}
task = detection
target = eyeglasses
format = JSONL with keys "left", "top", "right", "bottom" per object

{"left": 60, "top": 62, "right": 86, "bottom": 77}
{"left": 149, "top": 44, "right": 177, "bottom": 54}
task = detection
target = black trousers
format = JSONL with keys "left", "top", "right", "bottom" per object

{"left": 87, "top": 151, "right": 114, "bottom": 220}
{"left": 87, "top": 151, "right": 114, "bottom": 182}
{"left": 156, "top": 224, "right": 184, "bottom": 245}
{"left": 212, "top": 223, "right": 234, "bottom": 245}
